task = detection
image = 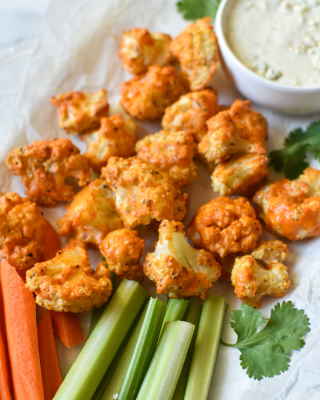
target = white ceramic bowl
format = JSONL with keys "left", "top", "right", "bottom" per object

{"left": 215, "top": 0, "right": 320, "bottom": 114}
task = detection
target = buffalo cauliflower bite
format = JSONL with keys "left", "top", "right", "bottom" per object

{"left": 253, "top": 167, "right": 320, "bottom": 241}
{"left": 169, "top": 17, "right": 218, "bottom": 91}
{"left": 82, "top": 114, "right": 137, "bottom": 172}
{"left": 50, "top": 89, "right": 109, "bottom": 134}
{"left": 26, "top": 239, "right": 112, "bottom": 313}
{"left": 120, "top": 65, "right": 183, "bottom": 120}
{"left": 119, "top": 28, "right": 172, "bottom": 74}
{"left": 186, "top": 196, "right": 262, "bottom": 258}
{"left": 161, "top": 88, "right": 218, "bottom": 143}
{"left": 6, "top": 139, "right": 90, "bottom": 207}
{"left": 0, "top": 192, "right": 46, "bottom": 273}
{"left": 99, "top": 229, "right": 144, "bottom": 282}
{"left": 231, "top": 240, "right": 291, "bottom": 308}
{"left": 101, "top": 157, "right": 188, "bottom": 229}
{"left": 57, "top": 179, "right": 123, "bottom": 247}
{"left": 143, "top": 220, "right": 221, "bottom": 299}
{"left": 135, "top": 130, "right": 197, "bottom": 187}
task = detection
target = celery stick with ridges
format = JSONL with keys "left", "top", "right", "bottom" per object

{"left": 158, "top": 298, "right": 188, "bottom": 339}
{"left": 53, "top": 280, "right": 149, "bottom": 400}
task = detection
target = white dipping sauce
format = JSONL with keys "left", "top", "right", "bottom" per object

{"left": 226, "top": 0, "right": 320, "bottom": 87}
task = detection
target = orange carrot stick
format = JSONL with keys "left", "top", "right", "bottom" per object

{"left": 38, "top": 311, "right": 62, "bottom": 400}
{"left": 40, "top": 219, "right": 61, "bottom": 262}
{"left": 1, "top": 260, "right": 44, "bottom": 400}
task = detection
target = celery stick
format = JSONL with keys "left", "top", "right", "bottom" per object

{"left": 184, "top": 295, "right": 227, "bottom": 400}
{"left": 158, "top": 299, "right": 188, "bottom": 340}
{"left": 53, "top": 280, "right": 149, "bottom": 400}
{"left": 172, "top": 301, "right": 202, "bottom": 400}
{"left": 136, "top": 321, "right": 194, "bottom": 400}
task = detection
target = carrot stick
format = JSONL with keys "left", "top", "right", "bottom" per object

{"left": 38, "top": 311, "right": 62, "bottom": 400}
{"left": 1, "top": 260, "right": 44, "bottom": 400}
{"left": 40, "top": 219, "right": 61, "bottom": 262}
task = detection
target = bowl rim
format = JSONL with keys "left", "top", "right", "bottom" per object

{"left": 215, "top": 0, "right": 320, "bottom": 93}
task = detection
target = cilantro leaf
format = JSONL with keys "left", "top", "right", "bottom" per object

{"left": 177, "top": 0, "right": 221, "bottom": 21}
{"left": 221, "top": 302, "right": 310, "bottom": 380}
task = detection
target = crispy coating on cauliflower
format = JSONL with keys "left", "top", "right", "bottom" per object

{"left": 100, "top": 229, "right": 144, "bottom": 282}
{"left": 6, "top": 139, "right": 90, "bottom": 207}
{"left": 211, "top": 153, "right": 268, "bottom": 196}
{"left": 143, "top": 220, "right": 221, "bottom": 299}
{"left": 253, "top": 167, "right": 320, "bottom": 241}
{"left": 101, "top": 157, "right": 188, "bottom": 229}
{"left": 161, "top": 88, "right": 218, "bottom": 143}
{"left": 82, "top": 114, "right": 137, "bottom": 172}
{"left": 50, "top": 89, "right": 109, "bottom": 134}
{"left": 119, "top": 28, "right": 172, "bottom": 74}
{"left": 169, "top": 17, "right": 218, "bottom": 91}
{"left": 135, "top": 130, "right": 197, "bottom": 187}
{"left": 186, "top": 196, "right": 262, "bottom": 258}
{"left": 57, "top": 179, "right": 123, "bottom": 247}
{"left": 231, "top": 240, "right": 291, "bottom": 308}
{"left": 26, "top": 239, "right": 112, "bottom": 313}
{"left": 0, "top": 192, "right": 46, "bottom": 273}
{"left": 120, "top": 65, "right": 183, "bottom": 120}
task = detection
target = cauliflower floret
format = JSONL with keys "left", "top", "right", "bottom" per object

{"left": 119, "top": 28, "right": 172, "bottom": 74}
{"left": 57, "top": 179, "right": 123, "bottom": 247}
{"left": 50, "top": 89, "right": 109, "bottom": 134}
{"left": 101, "top": 157, "right": 188, "bottom": 229}
{"left": 253, "top": 167, "right": 320, "bottom": 241}
{"left": 100, "top": 229, "right": 144, "bottom": 282}
{"left": 231, "top": 240, "right": 291, "bottom": 308}
{"left": 186, "top": 196, "right": 262, "bottom": 258}
{"left": 161, "top": 88, "right": 218, "bottom": 143}
{"left": 135, "top": 130, "right": 197, "bottom": 187}
{"left": 143, "top": 220, "right": 221, "bottom": 299}
{"left": 26, "top": 239, "right": 112, "bottom": 313}
{"left": 6, "top": 139, "right": 90, "bottom": 207}
{"left": 82, "top": 114, "right": 137, "bottom": 172}
{"left": 120, "top": 65, "right": 183, "bottom": 120}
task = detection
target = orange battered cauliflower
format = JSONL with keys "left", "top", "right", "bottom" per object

{"left": 119, "top": 28, "right": 172, "bottom": 74}
{"left": 50, "top": 89, "right": 109, "bottom": 134}
{"left": 135, "top": 130, "right": 197, "bottom": 187}
{"left": 26, "top": 239, "right": 112, "bottom": 313}
{"left": 100, "top": 229, "right": 144, "bottom": 282}
{"left": 57, "top": 179, "right": 123, "bottom": 247}
{"left": 170, "top": 17, "right": 218, "bottom": 91}
{"left": 143, "top": 220, "right": 221, "bottom": 299}
{"left": 253, "top": 167, "right": 320, "bottom": 241}
{"left": 101, "top": 157, "right": 188, "bottom": 229}
{"left": 120, "top": 65, "right": 183, "bottom": 120}
{"left": 6, "top": 139, "right": 90, "bottom": 207}
{"left": 186, "top": 196, "right": 262, "bottom": 258}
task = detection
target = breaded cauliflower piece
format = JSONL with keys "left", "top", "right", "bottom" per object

{"left": 169, "top": 17, "right": 218, "bottom": 91}
{"left": 26, "top": 239, "right": 112, "bottom": 313}
{"left": 6, "top": 139, "right": 90, "bottom": 207}
{"left": 0, "top": 192, "right": 46, "bottom": 273}
{"left": 161, "top": 88, "right": 218, "bottom": 143}
{"left": 253, "top": 167, "right": 320, "bottom": 241}
{"left": 119, "top": 28, "right": 172, "bottom": 74}
{"left": 231, "top": 240, "right": 291, "bottom": 308}
{"left": 211, "top": 153, "right": 268, "bottom": 196}
{"left": 120, "top": 65, "right": 183, "bottom": 120}
{"left": 199, "top": 100, "right": 268, "bottom": 163}
{"left": 82, "top": 114, "right": 137, "bottom": 172}
{"left": 101, "top": 157, "right": 188, "bottom": 229}
{"left": 186, "top": 196, "right": 262, "bottom": 258}
{"left": 100, "top": 229, "right": 144, "bottom": 282}
{"left": 57, "top": 179, "right": 123, "bottom": 247}
{"left": 135, "top": 130, "right": 197, "bottom": 187}
{"left": 50, "top": 89, "right": 109, "bottom": 134}
{"left": 143, "top": 220, "right": 221, "bottom": 299}
{"left": 216, "top": 253, "right": 240, "bottom": 280}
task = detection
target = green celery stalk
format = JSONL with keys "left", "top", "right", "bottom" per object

{"left": 158, "top": 299, "right": 188, "bottom": 340}
{"left": 172, "top": 301, "right": 202, "bottom": 400}
{"left": 53, "top": 280, "right": 149, "bottom": 400}
{"left": 136, "top": 321, "right": 195, "bottom": 400}
{"left": 184, "top": 295, "right": 227, "bottom": 400}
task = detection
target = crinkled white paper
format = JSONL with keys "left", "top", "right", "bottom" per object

{"left": 0, "top": 0, "right": 320, "bottom": 398}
